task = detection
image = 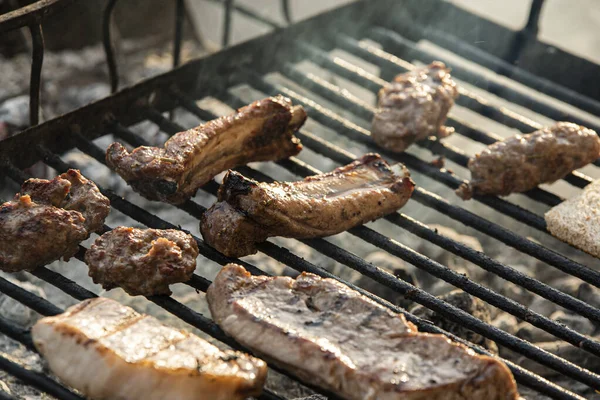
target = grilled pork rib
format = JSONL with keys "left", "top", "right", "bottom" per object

{"left": 372, "top": 61, "right": 459, "bottom": 153}
{"left": 32, "top": 297, "right": 267, "bottom": 400}
{"left": 0, "top": 170, "right": 110, "bottom": 272}
{"left": 85, "top": 227, "right": 199, "bottom": 296}
{"left": 208, "top": 264, "right": 520, "bottom": 400}
{"left": 106, "top": 96, "right": 306, "bottom": 204}
{"left": 201, "top": 154, "right": 415, "bottom": 257}
{"left": 456, "top": 122, "right": 600, "bottom": 200}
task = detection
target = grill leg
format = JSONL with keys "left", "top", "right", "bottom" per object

{"left": 173, "top": 0, "right": 185, "bottom": 68}
{"left": 506, "top": 0, "right": 545, "bottom": 65}
{"left": 28, "top": 24, "right": 44, "bottom": 127}
{"left": 222, "top": 0, "right": 234, "bottom": 48}
{"left": 281, "top": 0, "right": 292, "bottom": 24}
{"left": 103, "top": 0, "right": 120, "bottom": 93}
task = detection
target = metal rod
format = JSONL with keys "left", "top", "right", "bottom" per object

{"left": 27, "top": 127, "right": 584, "bottom": 399}
{"left": 506, "top": 0, "right": 546, "bottom": 64}
{"left": 366, "top": 27, "right": 600, "bottom": 137}
{"left": 142, "top": 103, "right": 600, "bottom": 388}
{"left": 279, "top": 62, "right": 567, "bottom": 207}
{"left": 281, "top": 0, "right": 292, "bottom": 24}
{"left": 103, "top": 0, "right": 120, "bottom": 93}
{"left": 0, "top": 354, "right": 84, "bottom": 400}
{"left": 303, "top": 40, "right": 590, "bottom": 181}
{"left": 28, "top": 24, "right": 43, "bottom": 126}
{"left": 173, "top": 0, "right": 184, "bottom": 68}
{"left": 242, "top": 72, "right": 600, "bottom": 288}
{"left": 0, "top": 316, "right": 35, "bottom": 351}
{"left": 182, "top": 88, "right": 600, "bottom": 328}
{"left": 222, "top": 0, "right": 234, "bottom": 48}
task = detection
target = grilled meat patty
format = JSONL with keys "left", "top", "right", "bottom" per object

{"left": 32, "top": 297, "right": 267, "bottom": 400}
{"left": 18, "top": 169, "right": 110, "bottom": 233}
{"left": 371, "top": 61, "right": 459, "bottom": 153}
{"left": 0, "top": 195, "right": 88, "bottom": 272}
{"left": 456, "top": 122, "right": 600, "bottom": 200}
{"left": 0, "top": 170, "right": 110, "bottom": 272}
{"left": 106, "top": 96, "right": 306, "bottom": 204}
{"left": 85, "top": 227, "right": 199, "bottom": 296}
{"left": 208, "top": 264, "right": 520, "bottom": 400}
{"left": 201, "top": 154, "right": 415, "bottom": 257}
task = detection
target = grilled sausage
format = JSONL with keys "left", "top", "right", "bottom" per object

{"left": 456, "top": 122, "right": 600, "bottom": 200}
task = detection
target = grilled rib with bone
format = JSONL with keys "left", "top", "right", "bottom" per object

{"left": 208, "top": 264, "right": 521, "bottom": 400}
{"left": 106, "top": 96, "right": 306, "bottom": 204}
{"left": 0, "top": 170, "right": 110, "bottom": 272}
{"left": 456, "top": 122, "right": 600, "bottom": 200}
{"left": 372, "top": 61, "right": 459, "bottom": 153}
{"left": 32, "top": 297, "right": 267, "bottom": 400}
{"left": 200, "top": 154, "right": 415, "bottom": 257}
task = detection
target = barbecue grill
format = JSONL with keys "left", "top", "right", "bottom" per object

{"left": 1, "top": 0, "right": 600, "bottom": 399}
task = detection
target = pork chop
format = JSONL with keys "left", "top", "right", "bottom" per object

{"left": 32, "top": 297, "right": 267, "bottom": 400}
{"left": 207, "top": 264, "right": 520, "bottom": 400}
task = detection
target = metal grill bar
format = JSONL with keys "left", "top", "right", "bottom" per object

{"left": 295, "top": 40, "right": 597, "bottom": 187}
{"left": 278, "top": 61, "right": 566, "bottom": 207}
{"left": 333, "top": 34, "right": 600, "bottom": 174}
{"left": 0, "top": 117, "right": 588, "bottom": 400}
{"left": 242, "top": 70, "right": 553, "bottom": 228}
{"left": 175, "top": 89, "right": 600, "bottom": 327}
{"left": 240, "top": 71, "right": 600, "bottom": 288}
{"left": 392, "top": 21, "right": 600, "bottom": 120}
{"left": 141, "top": 104, "right": 600, "bottom": 389}
{"left": 0, "top": 354, "right": 84, "bottom": 400}
{"left": 92, "top": 107, "right": 590, "bottom": 392}
{"left": 369, "top": 27, "right": 600, "bottom": 135}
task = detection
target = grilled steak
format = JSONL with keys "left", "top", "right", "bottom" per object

{"left": 208, "top": 264, "right": 520, "bottom": 400}
{"left": 18, "top": 169, "right": 110, "bottom": 233}
{"left": 106, "top": 96, "right": 306, "bottom": 204}
{"left": 201, "top": 154, "right": 415, "bottom": 257}
{"left": 0, "top": 170, "right": 110, "bottom": 272}
{"left": 0, "top": 195, "right": 88, "bottom": 272}
{"left": 372, "top": 62, "right": 459, "bottom": 153}
{"left": 456, "top": 122, "right": 600, "bottom": 199}
{"left": 85, "top": 227, "right": 199, "bottom": 296}
{"left": 32, "top": 297, "right": 267, "bottom": 400}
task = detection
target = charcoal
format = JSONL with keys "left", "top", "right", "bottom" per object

{"left": 410, "top": 290, "right": 498, "bottom": 353}
{"left": 515, "top": 322, "right": 556, "bottom": 343}
{"left": 360, "top": 251, "right": 418, "bottom": 309}
{"left": 0, "top": 275, "right": 46, "bottom": 327}
{"left": 293, "top": 396, "right": 327, "bottom": 400}
{"left": 491, "top": 313, "right": 520, "bottom": 335}
{"left": 549, "top": 310, "right": 595, "bottom": 336}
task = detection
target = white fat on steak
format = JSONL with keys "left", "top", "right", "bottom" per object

{"left": 208, "top": 264, "right": 521, "bottom": 400}
{"left": 32, "top": 297, "right": 267, "bottom": 400}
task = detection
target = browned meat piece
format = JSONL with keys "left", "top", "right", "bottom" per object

{"left": 456, "top": 122, "right": 600, "bottom": 200}
{"left": 0, "top": 195, "right": 88, "bottom": 272}
{"left": 371, "top": 61, "right": 459, "bottom": 153}
{"left": 201, "top": 154, "right": 415, "bottom": 257}
{"left": 0, "top": 170, "right": 109, "bottom": 272}
{"left": 207, "top": 264, "right": 521, "bottom": 400}
{"left": 85, "top": 227, "right": 199, "bottom": 296}
{"left": 33, "top": 297, "right": 267, "bottom": 400}
{"left": 106, "top": 96, "right": 306, "bottom": 204}
{"left": 18, "top": 169, "right": 110, "bottom": 233}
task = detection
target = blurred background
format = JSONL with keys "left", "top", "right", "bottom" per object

{"left": 1, "top": 0, "right": 599, "bottom": 131}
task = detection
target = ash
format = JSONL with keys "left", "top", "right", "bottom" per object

{"left": 2, "top": 32, "right": 600, "bottom": 400}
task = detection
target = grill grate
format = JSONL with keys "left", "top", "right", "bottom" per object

{"left": 1, "top": 1, "right": 600, "bottom": 399}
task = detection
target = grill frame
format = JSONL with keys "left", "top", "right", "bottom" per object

{"left": 1, "top": 1, "right": 600, "bottom": 399}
